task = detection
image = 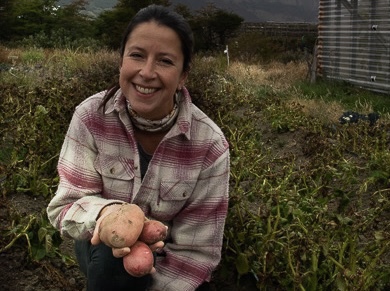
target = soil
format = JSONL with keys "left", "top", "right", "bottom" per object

{"left": 1, "top": 106, "right": 389, "bottom": 290}
{"left": 0, "top": 58, "right": 387, "bottom": 289}
{"left": 1, "top": 120, "right": 389, "bottom": 290}
{"left": 0, "top": 193, "right": 259, "bottom": 291}
{"left": 0, "top": 194, "right": 86, "bottom": 291}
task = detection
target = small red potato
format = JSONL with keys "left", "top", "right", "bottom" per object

{"left": 98, "top": 204, "right": 145, "bottom": 248}
{"left": 138, "top": 219, "right": 168, "bottom": 245}
{"left": 123, "top": 241, "right": 154, "bottom": 277}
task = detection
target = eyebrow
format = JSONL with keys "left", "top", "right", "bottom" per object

{"left": 126, "top": 45, "right": 178, "bottom": 60}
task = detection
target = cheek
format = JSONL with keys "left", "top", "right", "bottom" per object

{"left": 168, "top": 73, "right": 185, "bottom": 88}
{"left": 119, "top": 63, "right": 134, "bottom": 78}
{"left": 118, "top": 72, "right": 125, "bottom": 87}
{"left": 119, "top": 67, "right": 124, "bottom": 79}
{"left": 119, "top": 69, "right": 133, "bottom": 87}
{"left": 119, "top": 66, "right": 127, "bottom": 77}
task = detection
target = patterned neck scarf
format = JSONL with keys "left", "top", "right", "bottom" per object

{"left": 126, "top": 93, "right": 180, "bottom": 133}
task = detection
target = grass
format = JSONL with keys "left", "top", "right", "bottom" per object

{"left": 0, "top": 46, "right": 389, "bottom": 290}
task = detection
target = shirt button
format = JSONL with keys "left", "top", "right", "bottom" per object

{"left": 110, "top": 168, "right": 115, "bottom": 174}
{"left": 183, "top": 192, "right": 187, "bottom": 197}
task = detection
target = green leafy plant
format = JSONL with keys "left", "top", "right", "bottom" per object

{"left": 0, "top": 205, "right": 62, "bottom": 261}
{"left": 1, "top": 47, "right": 389, "bottom": 290}
{"left": 187, "top": 55, "right": 390, "bottom": 290}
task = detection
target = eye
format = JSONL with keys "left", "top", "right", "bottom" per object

{"left": 129, "top": 52, "right": 143, "bottom": 59}
{"left": 159, "top": 58, "right": 174, "bottom": 66}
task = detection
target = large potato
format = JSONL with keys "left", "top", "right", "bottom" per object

{"left": 98, "top": 204, "right": 145, "bottom": 248}
{"left": 123, "top": 241, "right": 154, "bottom": 277}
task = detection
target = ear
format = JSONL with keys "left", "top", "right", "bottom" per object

{"left": 178, "top": 71, "right": 188, "bottom": 91}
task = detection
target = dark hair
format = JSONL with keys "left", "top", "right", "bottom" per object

{"left": 100, "top": 5, "right": 194, "bottom": 110}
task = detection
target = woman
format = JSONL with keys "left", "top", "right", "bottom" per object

{"left": 47, "top": 5, "right": 230, "bottom": 291}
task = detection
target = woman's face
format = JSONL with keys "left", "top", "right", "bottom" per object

{"left": 119, "top": 21, "right": 187, "bottom": 120}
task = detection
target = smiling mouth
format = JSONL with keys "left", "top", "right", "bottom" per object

{"left": 135, "top": 85, "right": 157, "bottom": 94}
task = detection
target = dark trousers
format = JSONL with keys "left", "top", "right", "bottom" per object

{"left": 75, "top": 240, "right": 211, "bottom": 291}
{"left": 75, "top": 240, "right": 151, "bottom": 291}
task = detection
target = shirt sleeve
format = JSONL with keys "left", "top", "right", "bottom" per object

{"left": 46, "top": 109, "right": 123, "bottom": 240}
{"left": 149, "top": 149, "right": 230, "bottom": 291}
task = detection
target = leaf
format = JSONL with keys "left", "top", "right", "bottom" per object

{"left": 374, "top": 231, "right": 384, "bottom": 241}
{"left": 335, "top": 274, "right": 347, "bottom": 291}
{"left": 35, "top": 105, "right": 48, "bottom": 115}
{"left": 237, "top": 232, "right": 246, "bottom": 242}
{"left": 236, "top": 252, "right": 249, "bottom": 275}
{"left": 336, "top": 214, "right": 353, "bottom": 225}
{"left": 38, "top": 182, "right": 49, "bottom": 197}
{"left": 38, "top": 227, "right": 48, "bottom": 242}
{"left": 32, "top": 246, "right": 47, "bottom": 261}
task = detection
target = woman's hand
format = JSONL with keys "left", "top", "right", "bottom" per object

{"left": 91, "top": 203, "right": 165, "bottom": 261}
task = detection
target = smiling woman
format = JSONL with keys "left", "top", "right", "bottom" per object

{"left": 46, "top": 4, "right": 230, "bottom": 291}
{"left": 119, "top": 21, "right": 187, "bottom": 121}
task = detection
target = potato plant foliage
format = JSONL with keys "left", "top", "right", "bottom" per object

{"left": 1, "top": 46, "right": 390, "bottom": 290}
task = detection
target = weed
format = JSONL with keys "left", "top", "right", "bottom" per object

{"left": 0, "top": 49, "right": 389, "bottom": 290}
{"left": 0, "top": 203, "right": 62, "bottom": 262}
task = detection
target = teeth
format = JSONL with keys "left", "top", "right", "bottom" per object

{"left": 136, "top": 85, "right": 156, "bottom": 94}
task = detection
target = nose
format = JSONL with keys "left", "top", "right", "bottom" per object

{"left": 139, "top": 59, "right": 156, "bottom": 80}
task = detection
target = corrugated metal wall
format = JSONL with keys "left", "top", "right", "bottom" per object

{"left": 318, "top": 0, "right": 390, "bottom": 94}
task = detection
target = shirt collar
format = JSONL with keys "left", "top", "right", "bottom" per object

{"left": 104, "top": 87, "right": 192, "bottom": 140}
{"left": 103, "top": 89, "right": 126, "bottom": 115}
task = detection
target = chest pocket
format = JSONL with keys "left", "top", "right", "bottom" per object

{"left": 154, "top": 180, "right": 196, "bottom": 220}
{"left": 94, "top": 153, "right": 135, "bottom": 199}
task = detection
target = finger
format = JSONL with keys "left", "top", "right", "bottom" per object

{"left": 149, "top": 241, "right": 164, "bottom": 252}
{"left": 112, "top": 247, "right": 131, "bottom": 258}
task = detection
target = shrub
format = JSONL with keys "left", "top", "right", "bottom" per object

{"left": 0, "top": 48, "right": 389, "bottom": 290}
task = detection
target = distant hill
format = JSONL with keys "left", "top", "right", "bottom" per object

{"left": 58, "top": 0, "right": 318, "bottom": 23}
{"left": 171, "top": 0, "right": 318, "bottom": 23}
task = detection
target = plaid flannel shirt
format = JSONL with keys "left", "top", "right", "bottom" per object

{"left": 47, "top": 87, "right": 230, "bottom": 291}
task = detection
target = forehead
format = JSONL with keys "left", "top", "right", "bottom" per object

{"left": 127, "top": 21, "right": 180, "bottom": 46}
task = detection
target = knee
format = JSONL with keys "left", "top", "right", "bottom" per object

{"left": 88, "top": 243, "right": 124, "bottom": 276}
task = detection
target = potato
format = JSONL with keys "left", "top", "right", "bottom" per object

{"left": 123, "top": 241, "right": 154, "bottom": 277}
{"left": 98, "top": 204, "right": 145, "bottom": 248}
{"left": 138, "top": 219, "right": 168, "bottom": 245}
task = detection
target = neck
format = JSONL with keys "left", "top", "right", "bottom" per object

{"left": 126, "top": 92, "right": 180, "bottom": 133}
